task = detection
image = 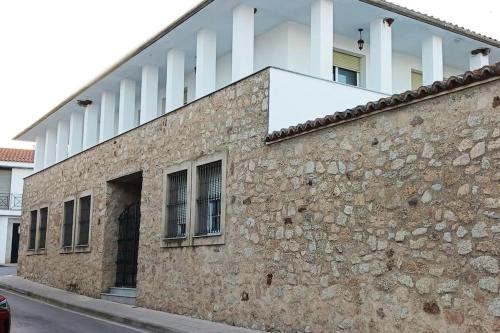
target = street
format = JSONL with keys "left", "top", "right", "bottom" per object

{"left": 0, "top": 266, "right": 146, "bottom": 333}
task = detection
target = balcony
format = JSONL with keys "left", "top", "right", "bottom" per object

{"left": 0, "top": 193, "right": 23, "bottom": 211}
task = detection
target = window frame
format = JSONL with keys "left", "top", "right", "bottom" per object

{"left": 75, "top": 190, "right": 93, "bottom": 252}
{"left": 191, "top": 152, "right": 227, "bottom": 247}
{"left": 27, "top": 209, "right": 38, "bottom": 252}
{"left": 37, "top": 206, "right": 49, "bottom": 251}
{"left": 60, "top": 196, "right": 76, "bottom": 253}
{"left": 161, "top": 162, "right": 192, "bottom": 248}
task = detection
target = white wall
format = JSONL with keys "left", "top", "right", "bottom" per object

{"left": 0, "top": 217, "right": 7, "bottom": 264}
{"left": 268, "top": 68, "right": 388, "bottom": 133}
{"left": 10, "top": 167, "right": 32, "bottom": 196}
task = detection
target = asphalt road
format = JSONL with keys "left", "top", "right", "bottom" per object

{"left": 0, "top": 289, "right": 147, "bottom": 333}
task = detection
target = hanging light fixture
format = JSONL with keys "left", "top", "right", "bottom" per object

{"left": 357, "top": 29, "right": 365, "bottom": 51}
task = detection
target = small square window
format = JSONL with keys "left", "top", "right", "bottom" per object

{"left": 195, "top": 161, "right": 222, "bottom": 236}
{"left": 77, "top": 196, "right": 91, "bottom": 246}
{"left": 165, "top": 170, "right": 188, "bottom": 238}
{"left": 28, "top": 210, "right": 37, "bottom": 250}
{"left": 62, "top": 200, "right": 75, "bottom": 248}
{"left": 38, "top": 207, "right": 48, "bottom": 249}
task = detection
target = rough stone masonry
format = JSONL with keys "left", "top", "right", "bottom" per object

{"left": 18, "top": 68, "right": 500, "bottom": 332}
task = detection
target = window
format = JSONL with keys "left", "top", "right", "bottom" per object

{"left": 165, "top": 170, "right": 188, "bottom": 238}
{"left": 195, "top": 161, "right": 222, "bottom": 236}
{"left": 28, "top": 210, "right": 37, "bottom": 250}
{"left": 0, "top": 169, "right": 12, "bottom": 210}
{"left": 411, "top": 70, "right": 423, "bottom": 90}
{"left": 333, "top": 51, "right": 361, "bottom": 87}
{"left": 77, "top": 196, "right": 91, "bottom": 246}
{"left": 38, "top": 207, "right": 48, "bottom": 249}
{"left": 62, "top": 200, "right": 75, "bottom": 248}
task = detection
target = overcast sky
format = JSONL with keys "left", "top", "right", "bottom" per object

{"left": 0, "top": 0, "right": 498, "bottom": 149}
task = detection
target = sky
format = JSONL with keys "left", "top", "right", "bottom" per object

{"left": 0, "top": 0, "right": 498, "bottom": 149}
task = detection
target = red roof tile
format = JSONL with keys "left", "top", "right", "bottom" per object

{"left": 0, "top": 148, "right": 35, "bottom": 163}
{"left": 266, "top": 62, "right": 500, "bottom": 143}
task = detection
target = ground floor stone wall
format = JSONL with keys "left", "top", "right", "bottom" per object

{"left": 19, "top": 70, "right": 500, "bottom": 332}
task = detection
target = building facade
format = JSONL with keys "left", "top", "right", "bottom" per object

{"left": 13, "top": 0, "right": 500, "bottom": 332}
{"left": 0, "top": 149, "right": 34, "bottom": 265}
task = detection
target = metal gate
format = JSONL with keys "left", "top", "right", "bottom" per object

{"left": 115, "top": 202, "right": 140, "bottom": 288}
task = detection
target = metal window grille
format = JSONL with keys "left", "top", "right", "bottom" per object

{"left": 196, "top": 161, "right": 222, "bottom": 236}
{"left": 28, "top": 210, "right": 37, "bottom": 250}
{"left": 62, "top": 201, "right": 74, "bottom": 247}
{"left": 77, "top": 196, "right": 91, "bottom": 246}
{"left": 0, "top": 194, "right": 9, "bottom": 210}
{"left": 38, "top": 207, "right": 48, "bottom": 249}
{"left": 166, "top": 170, "right": 188, "bottom": 238}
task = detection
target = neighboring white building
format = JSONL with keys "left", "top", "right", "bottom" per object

{"left": 0, "top": 148, "right": 34, "bottom": 264}
{"left": 14, "top": 0, "right": 500, "bottom": 169}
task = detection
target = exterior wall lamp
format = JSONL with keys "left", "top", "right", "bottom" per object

{"left": 357, "top": 29, "right": 365, "bottom": 51}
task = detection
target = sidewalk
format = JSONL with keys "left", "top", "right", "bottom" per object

{"left": 0, "top": 275, "right": 262, "bottom": 333}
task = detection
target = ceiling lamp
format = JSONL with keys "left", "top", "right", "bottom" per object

{"left": 357, "top": 29, "right": 365, "bottom": 51}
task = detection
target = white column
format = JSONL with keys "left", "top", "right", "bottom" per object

{"left": 82, "top": 104, "right": 99, "bottom": 150}
{"left": 369, "top": 18, "right": 393, "bottom": 94}
{"left": 68, "top": 111, "right": 84, "bottom": 156}
{"left": 140, "top": 65, "right": 159, "bottom": 124}
{"left": 470, "top": 49, "right": 490, "bottom": 70}
{"left": 232, "top": 4, "right": 255, "bottom": 82}
{"left": 55, "top": 120, "right": 70, "bottom": 162}
{"left": 310, "top": 0, "right": 334, "bottom": 80}
{"left": 119, "top": 79, "right": 136, "bottom": 133}
{"left": 422, "top": 36, "right": 443, "bottom": 85}
{"left": 43, "top": 128, "right": 57, "bottom": 168}
{"left": 166, "top": 49, "right": 185, "bottom": 112}
{"left": 196, "top": 29, "right": 217, "bottom": 99}
{"left": 34, "top": 136, "right": 46, "bottom": 172}
{"left": 100, "top": 92, "right": 116, "bottom": 142}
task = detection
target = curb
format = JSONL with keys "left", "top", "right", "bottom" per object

{"left": 0, "top": 279, "right": 182, "bottom": 333}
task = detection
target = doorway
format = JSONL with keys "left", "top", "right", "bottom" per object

{"left": 10, "top": 223, "right": 19, "bottom": 264}
{"left": 116, "top": 202, "right": 140, "bottom": 287}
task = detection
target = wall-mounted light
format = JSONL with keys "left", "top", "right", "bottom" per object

{"left": 357, "top": 29, "right": 365, "bottom": 51}
{"left": 77, "top": 100, "right": 92, "bottom": 107}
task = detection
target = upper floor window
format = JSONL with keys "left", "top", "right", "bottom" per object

{"left": 0, "top": 169, "right": 12, "bottom": 210}
{"left": 195, "top": 161, "right": 222, "bottom": 236}
{"left": 333, "top": 51, "right": 361, "bottom": 87}
{"left": 77, "top": 196, "right": 92, "bottom": 247}
{"left": 62, "top": 200, "right": 75, "bottom": 248}
{"left": 38, "top": 207, "right": 48, "bottom": 250}
{"left": 165, "top": 170, "right": 188, "bottom": 238}
{"left": 28, "top": 210, "right": 37, "bottom": 250}
{"left": 411, "top": 70, "right": 423, "bottom": 90}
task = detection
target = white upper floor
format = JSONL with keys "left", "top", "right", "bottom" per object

{"left": 0, "top": 150, "right": 34, "bottom": 215}
{"left": 14, "top": 0, "right": 500, "bottom": 172}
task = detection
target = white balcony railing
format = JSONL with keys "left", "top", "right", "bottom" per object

{"left": 0, "top": 193, "right": 23, "bottom": 211}
{"left": 268, "top": 68, "right": 389, "bottom": 133}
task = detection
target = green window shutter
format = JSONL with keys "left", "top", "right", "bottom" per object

{"left": 0, "top": 169, "right": 11, "bottom": 193}
{"left": 411, "top": 70, "right": 423, "bottom": 90}
{"left": 333, "top": 51, "right": 361, "bottom": 72}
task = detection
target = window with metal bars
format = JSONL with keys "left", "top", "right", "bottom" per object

{"left": 28, "top": 210, "right": 37, "bottom": 250}
{"left": 38, "top": 207, "right": 48, "bottom": 249}
{"left": 166, "top": 170, "right": 188, "bottom": 238}
{"left": 62, "top": 200, "right": 75, "bottom": 247}
{"left": 196, "top": 161, "right": 222, "bottom": 236}
{"left": 77, "top": 196, "right": 91, "bottom": 246}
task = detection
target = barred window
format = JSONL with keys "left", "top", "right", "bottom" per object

{"left": 28, "top": 210, "right": 37, "bottom": 250}
{"left": 62, "top": 200, "right": 74, "bottom": 247}
{"left": 196, "top": 161, "right": 222, "bottom": 236}
{"left": 166, "top": 170, "right": 188, "bottom": 238}
{"left": 38, "top": 207, "right": 48, "bottom": 249}
{"left": 77, "top": 196, "right": 91, "bottom": 246}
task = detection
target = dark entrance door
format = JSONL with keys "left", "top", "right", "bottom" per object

{"left": 10, "top": 223, "right": 20, "bottom": 264}
{"left": 115, "top": 202, "right": 141, "bottom": 288}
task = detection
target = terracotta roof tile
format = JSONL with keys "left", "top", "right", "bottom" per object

{"left": 265, "top": 62, "right": 500, "bottom": 143}
{"left": 0, "top": 148, "right": 35, "bottom": 163}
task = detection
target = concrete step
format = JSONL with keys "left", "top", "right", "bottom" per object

{"left": 100, "top": 287, "right": 137, "bottom": 306}
{"left": 109, "top": 287, "right": 137, "bottom": 298}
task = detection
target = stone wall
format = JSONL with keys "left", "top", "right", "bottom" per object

{"left": 19, "top": 69, "right": 500, "bottom": 332}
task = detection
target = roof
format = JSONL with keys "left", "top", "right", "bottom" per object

{"left": 265, "top": 62, "right": 500, "bottom": 143}
{"left": 0, "top": 148, "right": 35, "bottom": 163}
{"left": 360, "top": 0, "right": 500, "bottom": 48}
{"left": 14, "top": 0, "right": 500, "bottom": 141}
